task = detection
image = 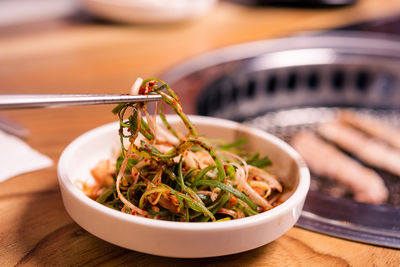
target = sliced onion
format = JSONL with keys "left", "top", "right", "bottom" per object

{"left": 248, "top": 180, "right": 272, "bottom": 198}
{"left": 148, "top": 192, "right": 163, "bottom": 205}
{"left": 151, "top": 170, "right": 162, "bottom": 184}
{"left": 131, "top": 167, "right": 140, "bottom": 185}
{"left": 217, "top": 208, "right": 238, "bottom": 219}
{"left": 232, "top": 162, "right": 272, "bottom": 210}
{"left": 196, "top": 190, "right": 218, "bottom": 202}
{"left": 248, "top": 165, "right": 282, "bottom": 192}
{"left": 135, "top": 158, "right": 151, "bottom": 169}
{"left": 130, "top": 77, "right": 143, "bottom": 95}
{"left": 116, "top": 133, "right": 147, "bottom": 215}
{"left": 144, "top": 107, "right": 157, "bottom": 139}
{"left": 193, "top": 151, "right": 214, "bottom": 169}
{"left": 217, "top": 150, "right": 249, "bottom": 178}
{"left": 183, "top": 150, "right": 199, "bottom": 169}
{"left": 155, "top": 125, "right": 179, "bottom": 145}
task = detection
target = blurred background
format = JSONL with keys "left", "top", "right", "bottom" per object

{"left": 2, "top": 0, "right": 400, "bottom": 264}
{"left": 2, "top": 0, "right": 400, "bottom": 97}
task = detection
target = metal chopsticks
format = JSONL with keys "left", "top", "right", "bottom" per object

{"left": 0, "top": 94, "right": 162, "bottom": 109}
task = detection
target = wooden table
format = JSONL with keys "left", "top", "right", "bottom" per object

{"left": 1, "top": 1, "right": 400, "bottom": 265}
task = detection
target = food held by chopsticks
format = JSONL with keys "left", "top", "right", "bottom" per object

{"left": 79, "top": 78, "right": 284, "bottom": 222}
{"left": 291, "top": 131, "right": 388, "bottom": 204}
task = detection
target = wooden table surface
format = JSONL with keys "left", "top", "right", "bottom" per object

{"left": 1, "top": 1, "right": 400, "bottom": 266}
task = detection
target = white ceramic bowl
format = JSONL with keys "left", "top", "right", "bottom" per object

{"left": 58, "top": 115, "right": 309, "bottom": 258}
{"left": 80, "top": 0, "right": 218, "bottom": 24}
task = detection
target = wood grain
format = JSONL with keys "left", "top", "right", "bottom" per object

{"left": 1, "top": 1, "right": 400, "bottom": 266}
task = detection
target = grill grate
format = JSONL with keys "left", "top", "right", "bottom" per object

{"left": 197, "top": 64, "right": 399, "bottom": 121}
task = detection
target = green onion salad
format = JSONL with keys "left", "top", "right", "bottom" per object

{"left": 82, "top": 78, "right": 283, "bottom": 222}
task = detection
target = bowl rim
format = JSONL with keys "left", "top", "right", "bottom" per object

{"left": 58, "top": 115, "right": 310, "bottom": 231}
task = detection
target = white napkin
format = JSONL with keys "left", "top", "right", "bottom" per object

{"left": 0, "top": 130, "right": 53, "bottom": 182}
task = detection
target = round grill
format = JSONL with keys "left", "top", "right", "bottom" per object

{"left": 162, "top": 32, "right": 400, "bottom": 248}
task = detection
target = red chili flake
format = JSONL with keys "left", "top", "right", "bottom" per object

{"left": 138, "top": 86, "right": 147, "bottom": 95}
{"left": 229, "top": 195, "right": 237, "bottom": 206}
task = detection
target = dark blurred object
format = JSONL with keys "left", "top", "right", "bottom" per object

{"left": 341, "top": 14, "right": 400, "bottom": 35}
{"left": 257, "top": 0, "right": 357, "bottom": 7}
{"left": 230, "top": 0, "right": 357, "bottom": 7}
